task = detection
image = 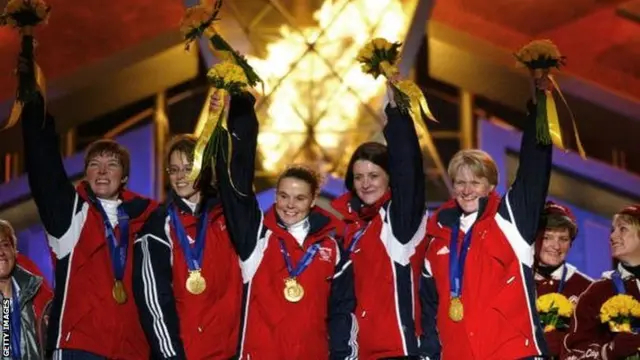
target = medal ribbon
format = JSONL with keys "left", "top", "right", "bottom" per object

{"left": 168, "top": 204, "right": 208, "bottom": 272}
{"left": 10, "top": 281, "right": 21, "bottom": 360}
{"left": 557, "top": 264, "right": 568, "bottom": 293}
{"left": 449, "top": 223, "right": 474, "bottom": 299}
{"left": 611, "top": 270, "right": 626, "bottom": 295}
{"left": 346, "top": 223, "right": 371, "bottom": 255}
{"left": 92, "top": 200, "right": 130, "bottom": 281}
{"left": 279, "top": 240, "right": 321, "bottom": 278}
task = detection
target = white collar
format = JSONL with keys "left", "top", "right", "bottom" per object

{"left": 98, "top": 198, "right": 122, "bottom": 227}
{"left": 181, "top": 197, "right": 198, "bottom": 214}
{"left": 460, "top": 212, "right": 478, "bottom": 233}
{"left": 287, "top": 217, "right": 310, "bottom": 247}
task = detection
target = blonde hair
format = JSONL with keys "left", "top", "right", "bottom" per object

{"left": 448, "top": 149, "right": 499, "bottom": 186}
{"left": 614, "top": 214, "right": 640, "bottom": 236}
{"left": 0, "top": 220, "right": 17, "bottom": 248}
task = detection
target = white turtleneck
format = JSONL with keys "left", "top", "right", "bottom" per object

{"left": 460, "top": 211, "right": 478, "bottom": 233}
{"left": 287, "top": 217, "right": 310, "bottom": 247}
{"left": 181, "top": 198, "right": 198, "bottom": 213}
{"left": 99, "top": 198, "right": 122, "bottom": 227}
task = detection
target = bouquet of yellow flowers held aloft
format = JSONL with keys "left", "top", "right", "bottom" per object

{"left": 514, "top": 39, "right": 585, "bottom": 159}
{"left": 600, "top": 294, "right": 640, "bottom": 333}
{"left": 356, "top": 37, "right": 437, "bottom": 131}
{"left": 0, "top": 0, "right": 50, "bottom": 131}
{"left": 536, "top": 293, "right": 574, "bottom": 332}
{"left": 187, "top": 62, "right": 249, "bottom": 193}
{"left": 180, "top": 0, "right": 262, "bottom": 88}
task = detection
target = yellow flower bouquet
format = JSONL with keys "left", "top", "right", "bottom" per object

{"left": 600, "top": 294, "right": 640, "bottom": 333}
{"left": 0, "top": 0, "right": 50, "bottom": 130}
{"left": 187, "top": 62, "right": 249, "bottom": 190}
{"left": 514, "top": 39, "right": 585, "bottom": 158}
{"left": 180, "top": 0, "right": 261, "bottom": 88}
{"left": 356, "top": 37, "right": 436, "bottom": 129}
{"left": 536, "top": 293, "right": 574, "bottom": 332}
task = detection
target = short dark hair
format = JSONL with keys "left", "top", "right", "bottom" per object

{"left": 541, "top": 212, "right": 578, "bottom": 240}
{"left": 84, "top": 139, "right": 130, "bottom": 184}
{"left": 165, "top": 134, "right": 216, "bottom": 196}
{"left": 277, "top": 165, "right": 322, "bottom": 197}
{"left": 165, "top": 134, "right": 197, "bottom": 165}
{"left": 344, "top": 142, "right": 388, "bottom": 193}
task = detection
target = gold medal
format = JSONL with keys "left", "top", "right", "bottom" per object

{"left": 186, "top": 270, "right": 207, "bottom": 295}
{"left": 112, "top": 280, "right": 127, "bottom": 305}
{"left": 448, "top": 297, "right": 464, "bottom": 322}
{"left": 283, "top": 278, "right": 304, "bottom": 302}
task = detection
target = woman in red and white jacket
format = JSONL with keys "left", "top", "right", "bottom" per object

{"left": 562, "top": 205, "right": 640, "bottom": 360}
{"left": 214, "top": 92, "right": 357, "bottom": 359}
{"left": 132, "top": 134, "right": 243, "bottom": 359}
{"left": 330, "top": 79, "right": 431, "bottom": 359}
{"left": 534, "top": 201, "right": 592, "bottom": 358}
{"left": 422, "top": 73, "right": 553, "bottom": 359}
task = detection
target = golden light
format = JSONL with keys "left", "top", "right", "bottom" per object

{"left": 246, "top": 0, "right": 411, "bottom": 175}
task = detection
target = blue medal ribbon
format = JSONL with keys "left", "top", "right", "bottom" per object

{"left": 279, "top": 240, "right": 321, "bottom": 279}
{"left": 346, "top": 223, "right": 370, "bottom": 255}
{"left": 10, "top": 281, "right": 21, "bottom": 360}
{"left": 557, "top": 264, "right": 568, "bottom": 293}
{"left": 449, "top": 223, "right": 474, "bottom": 299}
{"left": 168, "top": 204, "right": 208, "bottom": 271}
{"left": 612, "top": 270, "right": 626, "bottom": 295}
{"left": 92, "top": 199, "right": 130, "bottom": 281}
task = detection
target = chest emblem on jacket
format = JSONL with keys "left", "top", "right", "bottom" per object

{"left": 318, "top": 247, "right": 333, "bottom": 262}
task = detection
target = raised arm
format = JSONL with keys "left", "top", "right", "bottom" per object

{"left": 419, "top": 258, "right": 441, "bottom": 359}
{"left": 328, "top": 244, "right": 357, "bottom": 360}
{"left": 215, "top": 92, "right": 262, "bottom": 261}
{"left": 132, "top": 210, "right": 186, "bottom": 360}
{"left": 383, "top": 85, "right": 426, "bottom": 244}
{"left": 499, "top": 78, "right": 553, "bottom": 244}
{"left": 21, "top": 94, "right": 78, "bottom": 239}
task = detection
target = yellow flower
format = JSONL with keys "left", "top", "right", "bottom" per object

{"left": 379, "top": 61, "right": 398, "bottom": 77}
{"left": 537, "top": 293, "right": 574, "bottom": 317}
{"left": 2, "top": 0, "right": 50, "bottom": 25}
{"left": 600, "top": 294, "right": 640, "bottom": 325}
{"left": 356, "top": 44, "right": 375, "bottom": 62}
{"left": 207, "top": 61, "right": 249, "bottom": 89}
{"left": 372, "top": 37, "right": 393, "bottom": 51}
{"left": 180, "top": 5, "right": 214, "bottom": 36}
{"left": 515, "top": 39, "right": 563, "bottom": 68}
{"left": 544, "top": 324, "right": 556, "bottom": 333}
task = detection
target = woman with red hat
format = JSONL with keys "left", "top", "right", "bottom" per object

{"left": 562, "top": 205, "right": 640, "bottom": 359}
{"left": 533, "top": 201, "right": 592, "bottom": 358}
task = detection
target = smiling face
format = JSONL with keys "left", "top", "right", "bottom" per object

{"left": 167, "top": 150, "right": 199, "bottom": 203}
{"left": 85, "top": 153, "right": 127, "bottom": 200}
{"left": 452, "top": 166, "right": 494, "bottom": 214}
{"left": 352, "top": 160, "right": 389, "bottom": 206}
{"left": 275, "top": 177, "right": 316, "bottom": 226}
{"left": 538, "top": 228, "right": 572, "bottom": 267}
{"left": 0, "top": 227, "right": 16, "bottom": 281}
{"left": 610, "top": 215, "right": 640, "bottom": 265}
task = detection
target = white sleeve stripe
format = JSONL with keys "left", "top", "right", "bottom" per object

{"left": 48, "top": 195, "right": 86, "bottom": 259}
{"left": 141, "top": 238, "right": 176, "bottom": 357}
{"left": 346, "top": 313, "right": 359, "bottom": 359}
{"left": 240, "top": 212, "right": 268, "bottom": 283}
{"left": 380, "top": 204, "right": 427, "bottom": 266}
{"left": 135, "top": 233, "right": 172, "bottom": 249}
{"left": 333, "top": 260, "right": 352, "bottom": 279}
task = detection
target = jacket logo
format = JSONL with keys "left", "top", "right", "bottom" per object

{"left": 436, "top": 246, "right": 450, "bottom": 255}
{"left": 319, "top": 247, "right": 332, "bottom": 262}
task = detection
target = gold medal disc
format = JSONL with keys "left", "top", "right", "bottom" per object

{"left": 283, "top": 278, "right": 304, "bottom": 302}
{"left": 112, "top": 280, "right": 127, "bottom": 305}
{"left": 448, "top": 297, "right": 464, "bottom": 322}
{"left": 186, "top": 270, "right": 207, "bottom": 295}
